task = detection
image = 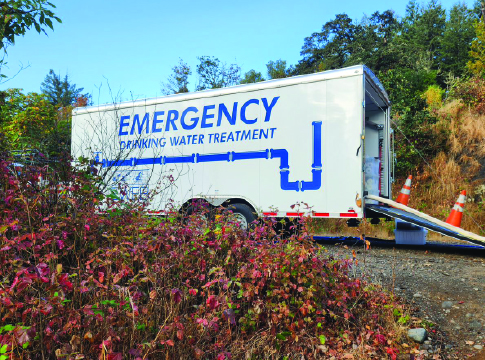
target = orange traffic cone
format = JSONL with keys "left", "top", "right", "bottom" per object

{"left": 396, "top": 175, "right": 412, "bottom": 206}
{"left": 446, "top": 190, "right": 466, "bottom": 227}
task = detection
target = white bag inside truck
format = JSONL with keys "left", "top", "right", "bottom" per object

{"left": 72, "top": 65, "right": 392, "bottom": 225}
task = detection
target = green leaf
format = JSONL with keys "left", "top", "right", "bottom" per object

{"left": 45, "top": 18, "right": 53, "bottom": 30}
{"left": 0, "top": 344, "right": 7, "bottom": 354}
{"left": 22, "top": 342, "right": 29, "bottom": 349}
{"left": 0, "top": 324, "right": 15, "bottom": 333}
{"left": 319, "top": 335, "right": 326, "bottom": 345}
{"left": 101, "top": 300, "right": 119, "bottom": 306}
{"left": 276, "top": 333, "right": 286, "bottom": 340}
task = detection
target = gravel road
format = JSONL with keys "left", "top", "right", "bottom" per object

{"left": 322, "top": 240, "right": 485, "bottom": 359}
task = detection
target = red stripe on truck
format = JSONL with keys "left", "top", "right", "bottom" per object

{"left": 340, "top": 213, "right": 358, "bottom": 218}
{"left": 263, "top": 212, "right": 278, "bottom": 217}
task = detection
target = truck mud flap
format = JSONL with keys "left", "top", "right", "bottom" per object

{"left": 365, "top": 195, "right": 485, "bottom": 247}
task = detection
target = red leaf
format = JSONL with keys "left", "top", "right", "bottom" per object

{"left": 171, "top": 288, "right": 182, "bottom": 304}
{"left": 206, "top": 295, "right": 220, "bottom": 310}
{"left": 56, "top": 239, "right": 65, "bottom": 249}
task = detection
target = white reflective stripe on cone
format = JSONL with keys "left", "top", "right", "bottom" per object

{"left": 400, "top": 189, "right": 411, "bottom": 195}
{"left": 452, "top": 204, "right": 464, "bottom": 212}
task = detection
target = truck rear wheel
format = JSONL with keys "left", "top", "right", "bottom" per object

{"left": 227, "top": 203, "right": 257, "bottom": 230}
{"left": 184, "top": 200, "right": 212, "bottom": 227}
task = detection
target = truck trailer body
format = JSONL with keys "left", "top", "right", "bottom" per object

{"left": 72, "top": 65, "right": 392, "bottom": 222}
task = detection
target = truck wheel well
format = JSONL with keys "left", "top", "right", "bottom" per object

{"left": 180, "top": 198, "right": 212, "bottom": 216}
{"left": 221, "top": 198, "right": 257, "bottom": 215}
{"left": 179, "top": 198, "right": 257, "bottom": 217}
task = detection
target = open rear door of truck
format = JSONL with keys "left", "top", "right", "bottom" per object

{"left": 365, "top": 195, "right": 485, "bottom": 247}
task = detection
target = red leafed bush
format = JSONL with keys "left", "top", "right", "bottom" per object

{"left": 0, "top": 152, "right": 406, "bottom": 359}
{"left": 454, "top": 76, "right": 485, "bottom": 115}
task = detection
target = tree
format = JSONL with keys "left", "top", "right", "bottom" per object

{"left": 40, "top": 69, "right": 90, "bottom": 107}
{"left": 467, "top": 19, "right": 485, "bottom": 77}
{"left": 298, "top": 14, "right": 357, "bottom": 74}
{"left": 0, "top": 88, "right": 83, "bottom": 156}
{"left": 266, "top": 60, "right": 291, "bottom": 79}
{"left": 0, "top": 88, "right": 57, "bottom": 150}
{"left": 0, "top": 0, "right": 61, "bottom": 79}
{"left": 441, "top": 3, "right": 477, "bottom": 77}
{"left": 0, "top": 0, "right": 61, "bottom": 50}
{"left": 475, "top": 0, "right": 485, "bottom": 20}
{"left": 347, "top": 11, "right": 401, "bottom": 72}
{"left": 196, "top": 56, "right": 240, "bottom": 90}
{"left": 240, "top": 69, "right": 264, "bottom": 84}
{"left": 399, "top": 0, "right": 446, "bottom": 70}
{"left": 296, "top": 10, "right": 401, "bottom": 75}
{"left": 161, "top": 58, "right": 191, "bottom": 95}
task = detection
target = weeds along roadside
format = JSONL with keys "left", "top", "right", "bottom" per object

{"left": 403, "top": 82, "right": 485, "bottom": 237}
{"left": 0, "top": 154, "right": 412, "bottom": 359}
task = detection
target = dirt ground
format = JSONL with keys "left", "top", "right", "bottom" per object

{"left": 322, "top": 239, "right": 485, "bottom": 359}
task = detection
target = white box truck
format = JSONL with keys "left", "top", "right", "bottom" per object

{"left": 71, "top": 65, "right": 393, "bottom": 227}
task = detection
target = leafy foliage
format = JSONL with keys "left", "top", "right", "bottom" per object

{"left": 0, "top": 156, "right": 409, "bottom": 359}
{"left": 266, "top": 59, "right": 292, "bottom": 79}
{"left": 40, "top": 69, "right": 90, "bottom": 107}
{"left": 467, "top": 19, "right": 485, "bottom": 77}
{"left": 454, "top": 76, "right": 485, "bottom": 114}
{"left": 161, "top": 58, "right": 192, "bottom": 95}
{"left": 422, "top": 84, "right": 444, "bottom": 111}
{"left": 196, "top": 56, "right": 241, "bottom": 91}
{"left": 0, "top": 0, "right": 61, "bottom": 51}
{"left": 0, "top": 88, "right": 85, "bottom": 157}
{"left": 299, "top": 14, "right": 357, "bottom": 74}
{"left": 399, "top": 0, "right": 446, "bottom": 71}
{"left": 441, "top": 3, "right": 477, "bottom": 77}
{"left": 240, "top": 69, "right": 264, "bottom": 84}
{"left": 0, "top": 88, "right": 57, "bottom": 149}
{"left": 0, "top": 0, "right": 62, "bottom": 80}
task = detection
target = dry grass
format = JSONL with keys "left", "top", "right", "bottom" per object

{"left": 436, "top": 100, "right": 485, "bottom": 157}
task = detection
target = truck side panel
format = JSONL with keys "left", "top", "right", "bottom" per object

{"left": 72, "top": 73, "right": 365, "bottom": 217}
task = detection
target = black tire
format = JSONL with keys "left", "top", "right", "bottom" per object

{"left": 183, "top": 200, "right": 212, "bottom": 225}
{"left": 227, "top": 203, "right": 257, "bottom": 230}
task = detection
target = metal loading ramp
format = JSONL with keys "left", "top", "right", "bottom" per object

{"left": 366, "top": 195, "right": 485, "bottom": 247}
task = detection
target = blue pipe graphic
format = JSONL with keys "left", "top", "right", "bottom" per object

{"left": 100, "top": 121, "right": 323, "bottom": 192}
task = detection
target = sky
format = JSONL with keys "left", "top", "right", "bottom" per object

{"left": 0, "top": 0, "right": 477, "bottom": 105}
